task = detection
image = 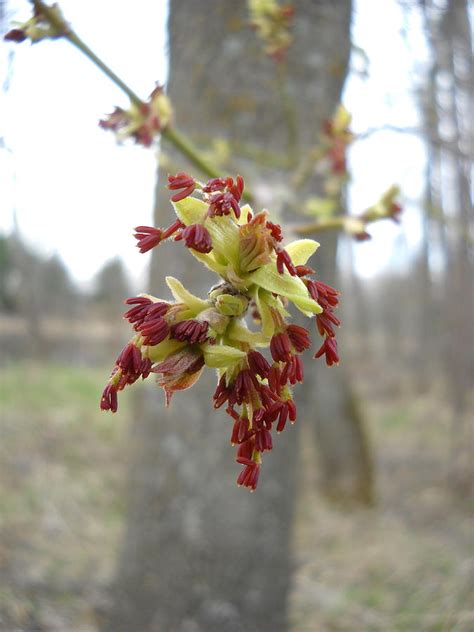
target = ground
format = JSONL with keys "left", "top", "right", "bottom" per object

{"left": 0, "top": 362, "right": 472, "bottom": 631}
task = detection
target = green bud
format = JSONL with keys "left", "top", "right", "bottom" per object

{"left": 201, "top": 343, "right": 247, "bottom": 368}
{"left": 215, "top": 294, "right": 249, "bottom": 317}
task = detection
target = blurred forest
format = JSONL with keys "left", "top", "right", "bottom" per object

{"left": 0, "top": 0, "right": 473, "bottom": 631}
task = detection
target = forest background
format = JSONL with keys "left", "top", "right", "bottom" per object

{"left": 0, "top": 1, "right": 472, "bottom": 630}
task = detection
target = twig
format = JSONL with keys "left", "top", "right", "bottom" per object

{"left": 292, "top": 216, "right": 348, "bottom": 235}
{"left": 30, "top": 0, "right": 254, "bottom": 202}
{"left": 355, "top": 125, "right": 421, "bottom": 140}
{"left": 32, "top": 0, "right": 143, "bottom": 107}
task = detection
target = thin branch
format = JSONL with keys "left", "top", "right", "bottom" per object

{"left": 32, "top": 0, "right": 143, "bottom": 106}
{"left": 293, "top": 207, "right": 399, "bottom": 237}
{"left": 292, "top": 217, "right": 345, "bottom": 235}
{"left": 356, "top": 122, "right": 468, "bottom": 159}
{"left": 30, "top": 0, "right": 254, "bottom": 201}
{"left": 355, "top": 124, "right": 421, "bottom": 140}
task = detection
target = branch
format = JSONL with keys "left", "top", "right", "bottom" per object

{"left": 292, "top": 217, "right": 345, "bottom": 235}
{"left": 32, "top": 0, "right": 143, "bottom": 106}
{"left": 293, "top": 187, "right": 402, "bottom": 237}
{"left": 355, "top": 124, "right": 468, "bottom": 159}
{"left": 355, "top": 124, "right": 421, "bottom": 140}
{"left": 30, "top": 0, "right": 253, "bottom": 201}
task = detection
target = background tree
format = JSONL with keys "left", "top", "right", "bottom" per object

{"left": 93, "top": 256, "right": 132, "bottom": 319}
{"left": 419, "top": 0, "right": 473, "bottom": 490}
{"left": 102, "top": 2, "right": 375, "bottom": 631}
{"left": 37, "top": 253, "right": 77, "bottom": 318}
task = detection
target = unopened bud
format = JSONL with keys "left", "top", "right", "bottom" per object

{"left": 215, "top": 294, "right": 249, "bottom": 317}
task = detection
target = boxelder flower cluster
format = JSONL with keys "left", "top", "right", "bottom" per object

{"left": 100, "top": 173, "right": 340, "bottom": 491}
{"left": 320, "top": 105, "right": 355, "bottom": 178}
{"left": 99, "top": 84, "right": 172, "bottom": 147}
{"left": 347, "top": 184, "right": 402, "bottom": 242}
{"left": 4, "top": 2, "right": 66, "bottom": 43}
{"left": 248, "top": 0, "right": 295, "bottom": 62}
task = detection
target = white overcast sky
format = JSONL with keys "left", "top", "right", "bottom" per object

{"left": 1, "top": 0, "right": 430, "bottom": 287}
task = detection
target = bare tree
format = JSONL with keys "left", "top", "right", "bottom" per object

{"left": 420, "top": 0, "right": 473, "bottom": 488}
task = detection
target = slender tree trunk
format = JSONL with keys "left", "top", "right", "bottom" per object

{"left": 440, "top": 0, "right": 473, "bottom": 490}
{"left": 103, "top": 3, "right": 374, "bottom": 631}
{"left": 422, "top": 0, "right": 473, "bottom": 491}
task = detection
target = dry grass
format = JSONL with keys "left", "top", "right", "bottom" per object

{"left": 0, "top": 363, "right": 130, "bottom": 631}
{"left": 0, "top": 361, "right": 472, "bottom": 631}
{"left": 290, "top": 378, "right": 473, "bottom": 631}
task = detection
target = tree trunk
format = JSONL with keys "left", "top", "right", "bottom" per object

{"left": 103, "top": 3, "right": 374, "bottom": 631}
{"left": 422, "top": 0, "right": 473, "bottom": 491}
{"left": 439, "top": 0, "right": 473, "bottom": 491}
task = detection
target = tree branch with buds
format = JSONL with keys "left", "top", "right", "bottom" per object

{"left": 294, "top": 185, "right": 402, "bottom": 239}
{"left": 100, "top": 174, "right": 341, "bottom": 491}
{"left": 12, "top": 0, "right": 248, "bottom": 192}
{"left": 5, "top": 1, "right": 404, "bottom": 491}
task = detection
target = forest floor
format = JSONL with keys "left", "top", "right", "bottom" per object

{"left": 0, "top": 361, "right": 472, "bottom": 632}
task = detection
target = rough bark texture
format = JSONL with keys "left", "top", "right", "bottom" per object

{"left": 102, "top": 3, "right": 370, "bottom": 631}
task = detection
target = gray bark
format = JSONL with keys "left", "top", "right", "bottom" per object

{"left": 103, "top": 3, "right": 371, "bottom": 631}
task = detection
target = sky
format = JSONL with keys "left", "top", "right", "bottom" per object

{"left": 1, "top": 0, "right": 430, "bottom": 288}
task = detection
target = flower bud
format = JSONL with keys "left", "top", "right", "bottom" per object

{"left": 215, "top": 294, "right": 249, "bottom": 317}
